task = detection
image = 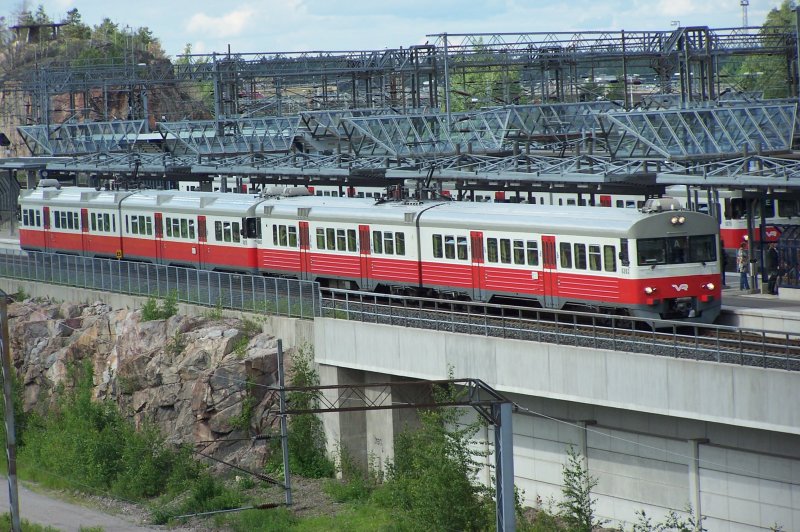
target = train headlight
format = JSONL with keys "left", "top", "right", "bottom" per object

{"left": 670, "top": 215, "right": 686, "bottom": 225}
{"left": 704, "top": 282, "right": 715, "bottom": 290}
{"left": 644, "top": 286, "right": 656, "bottom": 294}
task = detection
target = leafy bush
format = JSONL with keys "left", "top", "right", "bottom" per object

{"left": 268, "top": 345, "right": 335, "bottom": 479}
{"left": 140, "top": 291, "right": 179, "bottom": 321}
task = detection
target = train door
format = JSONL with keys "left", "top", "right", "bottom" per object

{"left": 541, "top": 235, "right": 558, "bottom": 308}
{"left": 299, "top": 221, "right": 312, "bottom": 280}
{"left": 197, "top": 216, "right": 207, "bottom": 269}
{"left": 358, "top": 225, "right": 371, "bottom": 289}
{"left": 470, "top": 231, "right": 484, "bottom": 301}
{"left": 80, "top": 208, "right": 89, "bottom": 254}
{"left": 154, "top": 212, "right": 164, "bottom": 264}
{"left": 42, "top": 206, "right": 51, "bottom": 252}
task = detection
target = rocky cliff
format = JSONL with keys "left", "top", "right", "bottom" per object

{"left": 8, "top": 298, "right": 289, "bottom": 473}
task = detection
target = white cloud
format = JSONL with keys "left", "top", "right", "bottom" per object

{"left": 186, "top": 7, "right": 258, "bottom": 38}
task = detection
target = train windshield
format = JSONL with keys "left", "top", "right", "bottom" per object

{"left": 636, "top": 235, "right": 717, "bottom": 265}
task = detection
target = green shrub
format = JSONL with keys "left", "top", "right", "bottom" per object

{"left": 140, "top": 291, "right": 179, "bottom": 321}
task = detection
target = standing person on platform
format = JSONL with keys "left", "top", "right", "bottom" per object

{"left": 766, "top": 242, "right": 780, "bottom": 295}
{"left": 737, "top": 242, "right": 750, "bottom": 291}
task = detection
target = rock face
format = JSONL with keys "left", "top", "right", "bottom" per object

{"left": 8, "top": 298, "right": 289, "bottom": 473}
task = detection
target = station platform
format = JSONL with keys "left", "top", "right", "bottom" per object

{"left": 719, "top": 283, "right": 800, "bottom": 333}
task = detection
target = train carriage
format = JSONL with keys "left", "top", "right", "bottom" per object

{"left": 18, "top": 188, "right": 135, "bottom": 257}
{"left": 118, "top": 190, "right": 265, "bottom": 272}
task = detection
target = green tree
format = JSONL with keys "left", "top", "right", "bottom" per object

{"left": 727, "top": 0, "right": 796, "bottom": 98}
{"left": 61, "top": 8, "right": 90, "bottom": 40}
{"left": 558, "top": 446, "right": 600, "bottom": 531}
{"left": 378, "top": 380, "right": 494, "bottom": 531}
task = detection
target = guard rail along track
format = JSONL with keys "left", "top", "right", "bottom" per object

{"left": 1, "top": 250, "right": 798, "bottom": 372}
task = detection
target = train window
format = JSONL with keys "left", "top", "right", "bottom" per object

{"left": 90, "top": 213, "right": 97, "bottom": 231}
{"left": 395, "top": 232, "right": 405, "bottom": 255}
{"left": 616, "top": 200, "right": 624, "bottom": 208}
{"left": 222, "top": 222, "right": 232, "bottom": 242}
{"left": 513, "top": 240, "right": 525, "bottom": 265}
{"left": 457, "top": 237, "right": 468, "bottom": 260}
{"left": 337, "top": 229, "right": 346, "bottom": 251}
{"left": 180, "top": 219, "right": 189, "bottom": 238}
{"left": 245, "top": 218, "right": 260, "bottom": 240}
{"left": 53, "top": 211, "right": 60, "bottom": 229}
{"left": 637, "top": 239, "right": 665, "bottom": 265}
{"left": 316, "top": 228, "right": 325, "bottom": 249}
{"left": 279, "top": 226, "right": 288, "bottom": 246}
{"left": 667, "top": 237, "right": 688, "bottom": 263}
{"left": 272, "top": 225, "right": 279, "bottom": 245}
{"left": 619, "top": 239, "right": 629, "bottom": 267}
{"left": 326, "top": 228, "right": 335, "bottom": 250}
{"left": 288, "top": 226, "right": 297, "bottom": 247}
{"left": 499, "top": 239, "right": 511, "bottom": 264}
{"left": 566, "top": 199, "right": 576, "bottom": 206}
{"left": 688, "top": 235, "right": 717, "bottom": 263}
{"left": 487, "top": 238, "right": 498, "bottom": 262}
{"left": 347, "top": 229, "right": 357, "bottom": 252}
{"left": 574, "top": 244, "right": 587, "bottom": 269}
{"left": 604, "top": 246, "right": 616, "bottom": 272}
{"left": 444, "top": 236, "right": 455, "bottom": 259}
{"left": 215, "top": 221, "right": 224, "bottom": 241}
{"left": 589, "top": 245, "right": 601, "bottom": 271}
{"left": 374, "top": 231, "right": 384, "bottom": 254}
{"left": 559, "top": 242, "right": 572, "bottom": 268}
{"left": 384, "top": 233, "right": 395, "bottom": 255}
{"left": 526, "top": 241, "right": 539, "bottom": 266}
{"left": 778, "top": 199, "right": 799, "bottom": 218}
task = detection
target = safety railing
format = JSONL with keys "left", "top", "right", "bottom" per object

{"left": 0, "top": 250, "right": 320, "bottom": 319}
{"left": 320, "top": 288, "right": 800, "bottom": 372}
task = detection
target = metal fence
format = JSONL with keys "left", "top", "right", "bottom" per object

{"left": 0, "top": 249, "right": 321, "bottom": 319}
{"left": 321, "top": 289, "right": 800, "bottom": 372}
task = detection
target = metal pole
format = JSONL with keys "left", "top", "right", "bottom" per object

{"left": 276, "top": 340, "right": 292, "bottom": 506}
{"left": 0, "top": 293, "right": 21, "bottom": 532}
{"left": 494, "top": 402, "right": 515, "bottom": 532}
{"left": 443, "top": 34, "right": 451, "bottom": 128}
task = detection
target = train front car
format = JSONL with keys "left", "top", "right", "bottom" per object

{"left": 627, "top": 205, "right": 721, "bottom": 323}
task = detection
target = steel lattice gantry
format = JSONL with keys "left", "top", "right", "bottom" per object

{"left": 657, "top": 154, "right": 800, "bottom": 187}
{"left": 156, "top": 117, "right": 302, "bottom": 156}
{"left": 16, "top": 120, "right": 147, "bottom": 156}
{"left": 597, "top": 103, "right": 798, "bottom": 159}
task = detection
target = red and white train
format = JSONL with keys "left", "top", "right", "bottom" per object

{"left": 18, "top": 186, "right": 722, "bottom": 323}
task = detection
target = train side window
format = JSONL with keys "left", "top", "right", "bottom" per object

{"left": 616, "top": 200, "right": 624, "bottom": 208}
{"left": 272, "top": 225, "right": 279, "bottom": 245}
{"left": 174, "top": 218, "right": 182, "bottom": 238}
{"left": 559, "top": 242, "right": 572, "bottom": 268}
{"left": 222, "top": 222, "right": 231, "bottom": 242}
{"left": 144, "top": 217, "right": 152, "bottom": 235}
{"left": 71, "top": 212, "right": 78, "bottom": 229}
{"left": 337, "top": 229, "right": 346, "bottom": 251}
{"left": 619, "top": 239, "right": 629, "bottom": 267}
{"left": 395, "top": 232, "right": 405, "bottom": 255}
{"left": 457, "top": 237, "right": 468, "bottom": 260}
{"left": 778, "top": 199, "right": 799, "bottom": 218}
{"left": 589, "top": 245, "right": 601, "bottom": 271}
{"left": 604, "top": 245, "right": 617, "bottom": 272}
{"left": 316, "top": 228, "right": 325, "bottom": 249}
{"left": 90, "top": 213, "right": 97, "bottom": 231}
{"left": 279, "top": 226, "right": 288, "bottom": 246}
{"left": 513, "top": 240, "right": 525, "bottom": 265}
{"left": 487, "top": 238, "right": 498, "bottom": 262}
{"left": 180, "top": 219, "right": 188, "bottom": 238}
{"left": 288, "top": 226, "right": 298, "bottom": 247}
{"left": 574, "top": 243, "right": 587, "bottom": 269}
{"left": 374, "top": 231, "right": 384, "bottom": 254}
{"left": 444, "top": 236, "right": 455, "bottom": 259}
{"left": 526, "top": 241, "right": 539, "bottom": 266}
{"left": 384, "top": 233, "right": 395, "bottom": 255}
{"left": 347, "top": 229, "right": 357, "bottom": 252}
{"left": 22, "top": 210, "right": 29, "bottom": 226}
{"left": 432, "top": 234, "right": 443, "bottom": 258}
{"left": 130, "top": 216, "right": 138, "bottom": 234}
{"left": 326, "top": 228, "right": 335, "bottom": 250}
{"left": 499, "top": 239, "right": 511, "bottom": 264}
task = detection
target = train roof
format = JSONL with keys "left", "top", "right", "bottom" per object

{"left": 119, "top": 190, "right": 267, "bottom": 216}
{"left": 258, "top": 196, "right": 717, "bottom": 237}
{"left": 19, "top": 187, "right": 135, "bottom": 208}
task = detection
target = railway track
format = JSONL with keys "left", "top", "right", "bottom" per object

{"left": 320, "top": 289, "right": 800, "bottom": 371}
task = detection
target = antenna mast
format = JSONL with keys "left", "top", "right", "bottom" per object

{"left": 741, "top": 0, "right": 749, "bottom": 28}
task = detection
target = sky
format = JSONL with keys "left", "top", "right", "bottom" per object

{"left": 2, "top": 0, "right": 784, "bottom": 59}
